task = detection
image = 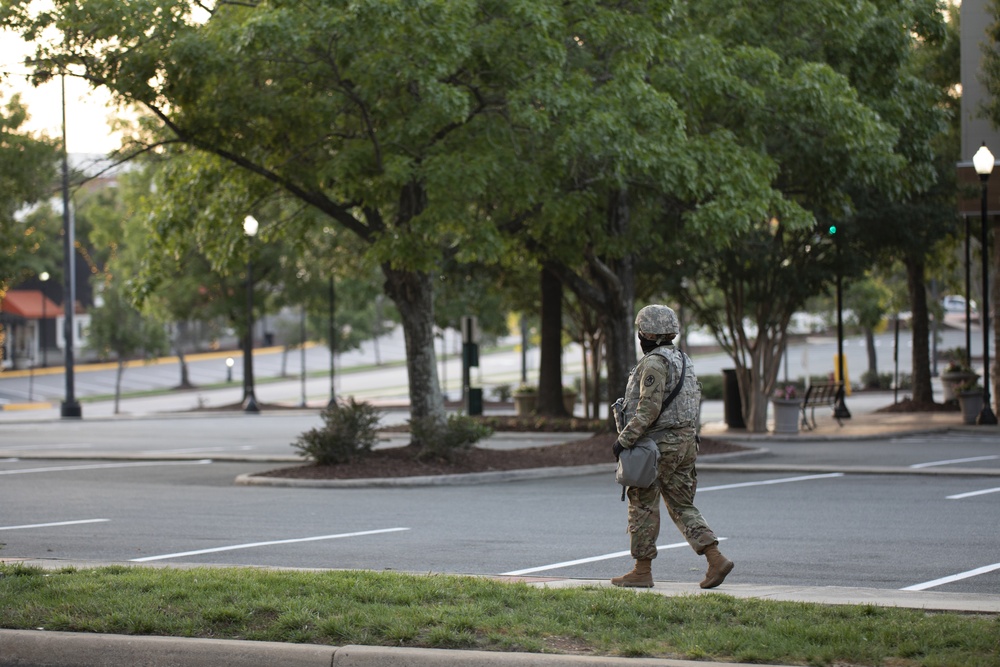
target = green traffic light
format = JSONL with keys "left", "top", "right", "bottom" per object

{"left": 828, "top": 225, "right": 837, "bottom": 235}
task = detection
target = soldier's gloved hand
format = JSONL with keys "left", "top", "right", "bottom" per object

{"left": 612, "top": 440, "right": 625, "bottom": 460}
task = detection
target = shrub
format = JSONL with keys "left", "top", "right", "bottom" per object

{"left": 699, "top": 374, "right": 724, "bottom": 400}
{"left": 292, "top": 398, "right": 382, "bottom": 465}
{"left": 491, "top": 384, "right": 513, "bottom": 402}
{"left": 410, "top": 414, "right": 493, "bottom": 462}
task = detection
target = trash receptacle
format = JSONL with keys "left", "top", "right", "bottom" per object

{"left": 466, "top": 387, "right": 483, "bottom": 416}
{"left": 723, "top": 369, "right": 745, "bottom": 429}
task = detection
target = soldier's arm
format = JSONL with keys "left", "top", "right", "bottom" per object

{"left": 616, "top": 357, "right": 669, "bottom": 448}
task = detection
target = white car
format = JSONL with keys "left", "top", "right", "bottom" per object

{"left": 942, "top": 295, "right": 976, "bottom": 314}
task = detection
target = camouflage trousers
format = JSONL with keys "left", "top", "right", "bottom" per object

{"left": 626, "top": 425, "right": 718, "bottom": 560}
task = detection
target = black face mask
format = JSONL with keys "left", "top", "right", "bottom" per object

{"left": 639, "top": 335, "right": 658, "bottom": 354}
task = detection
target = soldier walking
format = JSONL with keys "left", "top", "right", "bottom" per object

{"left": 611, "top": 304, "right": 734, "bottom": 589}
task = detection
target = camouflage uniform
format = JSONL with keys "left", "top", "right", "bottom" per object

{"left": 616, "top": 336, "right": 718, "bottom": 560}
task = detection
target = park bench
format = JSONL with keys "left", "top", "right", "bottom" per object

{"left": 800, "top": 382, "right": 846, "bottom": 430}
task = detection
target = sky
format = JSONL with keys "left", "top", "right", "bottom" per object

{"left": 1, "top": 31, "right": 122, "bottom": 155}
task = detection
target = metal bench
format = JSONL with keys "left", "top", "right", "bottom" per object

{"left": 800, "top": 382, "right": 845, "bottom": 430}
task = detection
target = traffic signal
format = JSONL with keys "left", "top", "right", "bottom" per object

{"left": 828, "top": 224, "right": 837, "bottom": 235}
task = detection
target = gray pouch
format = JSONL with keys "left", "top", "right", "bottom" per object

{"left": 615, "top": 436, "right": 659, "bottom": 492}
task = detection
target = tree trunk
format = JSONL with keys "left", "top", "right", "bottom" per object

{"left": 381, "top": 263, "right": 446, "bottom": 439}
{"left": 537, "top": 266, "right": 567, "bottom": 416}
{"left": 174, "top": 321, "right": 193, "bottom": 389}
{"left": 864, "top": 327, "right": 878, "bottom": 386}
{"left": 906, "top": 254, "right": 934, "bottom": 404}
{"left": 114, "top": 360, "right": 125, "bottom": 415}
{"left": 545, "top": 190, "right": 635, "bottom": 411}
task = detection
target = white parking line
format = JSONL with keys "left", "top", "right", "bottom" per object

{"left": 699, "top": 472, "right": 844, "bottom": 492}
{"left": 910, "top": 455, "right": 999, "bottom": 469}
{"left": 901, "top": 562, "right": 1000, "bottom": 591}
{"left": 501, "top": 540, "right": 724, "bottom": 576}
{"left": 947, "top": 486, "right": 1000, "bottom": 500}
{"left": 0, "top": 519, "right": 109, "bottom": 531}
{"left": 0, "top": 460, "right": 213, "bottom": 475}
{"left": 130, "top": 527, "right": 411, "bottom": 562}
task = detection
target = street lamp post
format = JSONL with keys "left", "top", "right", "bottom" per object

{"left": 832, "top": 227, "right": 851, "bottom": 420}
{"left": 328, "top": 276, "right": 336, "bottom": 409}
{"left": 59, "top": 73, "right": 81, "bottom": 419}
{"left": 973, "top": 142, "right": 997, "bottom": 425}
{"left": 242, "top": 215, "right": 260, "bottom": 414}
{"left": 39, "top": 271, "right": 49, "bottom": 367}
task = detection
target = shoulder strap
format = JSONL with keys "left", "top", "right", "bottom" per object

{"left": 661, "top": 352, "right": 686, "bottom": 412}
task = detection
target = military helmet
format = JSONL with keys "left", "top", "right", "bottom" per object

{"left": 635, "top": 304, "right": 679, "bottom": 339}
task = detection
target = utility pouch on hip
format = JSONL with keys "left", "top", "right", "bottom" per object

{"left": 615, "top": 436, "right": 659, "bottom": 500}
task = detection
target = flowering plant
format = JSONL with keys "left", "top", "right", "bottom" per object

{"left": 774, "top": 385, "right": 798, "bottom": 400}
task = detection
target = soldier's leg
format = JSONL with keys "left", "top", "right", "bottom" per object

{"left": 658, "top": 429, "right": 717, "bottom": 553}
{"left": 611, "top": 483, "right": 659, "bottom": 588}
{"left": 659, "top": 428, "right": 733, "bottom": 587}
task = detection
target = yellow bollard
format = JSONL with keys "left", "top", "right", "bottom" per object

{"left": 833, "top": 354, "right": 852, "bottom": 395}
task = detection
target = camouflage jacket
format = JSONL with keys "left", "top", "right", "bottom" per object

{"left": 616, "top": 345, "right": 700, "bottom": 448}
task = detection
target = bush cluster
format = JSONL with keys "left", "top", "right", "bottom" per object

{"left": 410, "top": 414, "right": 493, "bottom": 462}
{"left": 292, "top": 398, "right": 382, "bottom": 465}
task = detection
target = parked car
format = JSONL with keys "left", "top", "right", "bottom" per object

{"left": 942, "top": 295, "right": 976, "bottom": 314}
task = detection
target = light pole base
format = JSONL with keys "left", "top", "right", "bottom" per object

{"left": 243, "top": 395, "right": 260, "bottom": 413}
{"left": 60, "top": 401, "right": 82, "bottom": 419}
{"left": 977, "top": 405, "right": 998, "bottom": 425}
{"left": 833, "top": 399, "right": 851, "bottom": 420}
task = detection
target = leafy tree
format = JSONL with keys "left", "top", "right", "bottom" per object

{"left": 0, "top": 0, "right": 571, "bottom": 436}
{"left": 87, "top": 277, "right": 170, "bottom": 414}
{"left": 0, "top": 93, "right": 58, "bottom": 286}
{"left": 656, "top": 0, "right": 948, "bottom": 429}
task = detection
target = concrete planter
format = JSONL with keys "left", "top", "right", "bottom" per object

{"left": 958, "top": 390, "right": 984, "bottom": 425}
{"left": 941, "top": 370, "right": 978, "bottom": 402}
{"left": 771, "top": 398, "right": 801, "bottom": 434}
{"left": 513, "top": 392, "right": 536, "bottom": 416}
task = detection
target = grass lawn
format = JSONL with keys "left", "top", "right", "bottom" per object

{"left": 1, "top": 564, "right": 997, "bottom": 665}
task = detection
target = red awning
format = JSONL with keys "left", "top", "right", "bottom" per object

{"left": 0, "top": 290, "right": 63, "bottom": 319}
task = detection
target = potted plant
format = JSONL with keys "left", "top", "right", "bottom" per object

{"left": 771, "top": 384, "right": 801, "bottom": 434}
{"left": 512, "top": 384, "right": 537, "bottom": 416}
{"left": 940, "top": 348, "right": 978, "bottom": 402}
{"left": 956, "top": 378, "right": 984, "bottom": 425}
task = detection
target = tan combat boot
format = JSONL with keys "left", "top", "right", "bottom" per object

{"left": 699, "top": 543, "right": 734, "bottom": 589}
{"left": 611, "top": 559, "right": 653, "bottom": 588}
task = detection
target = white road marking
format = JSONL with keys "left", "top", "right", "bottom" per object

{"left": 0, "top": 460, "right": 213, "bottom": 475}
{"left": 502, "top": 538, "right": 728, "bottom": 576}
{"left": 699, "top": 472, "right": 844, "bottom": 492}
{"left": 910, "top": 455, "right": 999, "bottom": 469}
{"left": 0, "top": 519, "right": 109, "bottom": 531}
{"left": 503, "top": 474, "right": 841, "bottom": 576}
{"left": 130, "top": 527, "right": 411, "bottom": 562}
{"left": 901, "top": 562, "right": 1000, "bottom": 591}
{"left": 947, "top": 486, "right": 1000, "bottom": 500}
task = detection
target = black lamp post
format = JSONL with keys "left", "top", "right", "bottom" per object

{"left": 39, "top": 271, "right": 49, "bottom": 367}
{"left": 242, "top": 215, "right": 260, "bottom": 413}
{"left": 965, "top": 216, "right": 972, "bottom": 368}
{"left": 973, "top": 142, "right": 997, "bottom": 425}
{"left": 59, "top": 73, "right": 81, "bottom": 419}
{"left": 327, "top": 275, "right": 336, "bottom": 409}
{"left": 832, "top": 226, "right": 851, "bottom": 420}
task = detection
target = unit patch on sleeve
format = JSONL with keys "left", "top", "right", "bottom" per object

{"left": 643, "top": 374, "right": 655, "bottom": 387}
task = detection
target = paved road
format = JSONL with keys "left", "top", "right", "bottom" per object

{"left": 1, "top": 414, "right": 997, "bottom": 595}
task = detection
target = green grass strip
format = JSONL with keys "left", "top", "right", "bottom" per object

{"left": 1, "top": 564, "right": 997, "bottom": 665}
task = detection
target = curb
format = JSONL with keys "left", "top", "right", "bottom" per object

{"left": 234, "top": 463, "right": 613, "bottom": 488}
{"left": 0, "top": 630, "right": 779, "bottom": 667}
